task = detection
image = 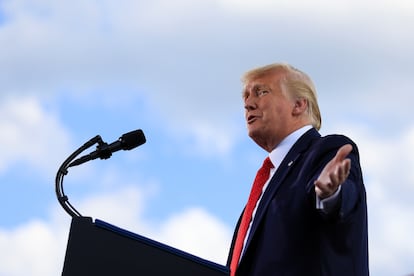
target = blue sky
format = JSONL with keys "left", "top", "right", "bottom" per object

{"left": 1, "top": 0, "right": 414, "bottom": 275}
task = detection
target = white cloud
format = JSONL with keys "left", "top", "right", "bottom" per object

{"left": 1, "top": 0, "right": 413, "bottom": 159}
{"left": 0, "top": 0, "right": 245, "bottom": 157}
{"left": 0, "top": 95, "right": 71, "bottom": 175}
{"left": 370, "top": 204, "right": 414, "bottom": 274}
{"left": 76, "top": 184, "right": 151, "bottom": 232}
{"left": 0, "top": 218, "right": 68, "bottom": 276}
{"left": 219, "top": 0, "right": 414, "bottom": 16}
{"left": 154, "top": 207, "right": 232, "bottom": 264}
{"left": 353, "top": 124, "right": 414, "bottom": 194}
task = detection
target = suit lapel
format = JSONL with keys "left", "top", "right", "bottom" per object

{"left": 240, "top": 128, "right": 320, "bottom": 261}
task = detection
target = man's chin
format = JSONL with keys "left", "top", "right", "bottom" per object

{"left": 248, "top": 129, "right": 263, "bottom": 142}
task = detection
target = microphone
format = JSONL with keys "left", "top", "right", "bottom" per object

{"left": 68, "top": 129, "right": 146, "bottom": 167}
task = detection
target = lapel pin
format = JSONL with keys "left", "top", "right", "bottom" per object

{"left": 288, "top": 160, "right": 294, "bottom": 167}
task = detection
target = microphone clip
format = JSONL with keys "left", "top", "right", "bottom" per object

{"left": 95, "top": 140, "right": 112, "bottom": 160}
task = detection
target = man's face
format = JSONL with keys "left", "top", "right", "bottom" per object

{"left": 243, "top": 71, "right": 296, "bottom": 151}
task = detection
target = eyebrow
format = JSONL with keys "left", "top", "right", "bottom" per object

{"left": 253, "top": 84, "right": 270, "bottom": 91}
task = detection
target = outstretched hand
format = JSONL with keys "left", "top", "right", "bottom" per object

{"left": 314, "top": 144, "right": 353, "bottom": 199}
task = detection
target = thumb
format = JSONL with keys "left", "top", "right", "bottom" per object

{"left": 335, "top": 144, "right": 353, "bottom": 162}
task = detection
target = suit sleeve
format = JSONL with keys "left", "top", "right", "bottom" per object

{"left": 310, "top": 135, "right": 365, "bottom": 221}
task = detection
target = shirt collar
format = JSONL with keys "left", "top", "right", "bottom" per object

{"left": 269, "top": 125, "right": 312, "bottom": 170}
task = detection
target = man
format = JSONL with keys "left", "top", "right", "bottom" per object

{"left": 227, "top": 63, "right": 369, "bottom": 275}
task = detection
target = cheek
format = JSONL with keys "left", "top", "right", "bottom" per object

{"left": 265, "top": 106, "right": 281, "bottom": 122}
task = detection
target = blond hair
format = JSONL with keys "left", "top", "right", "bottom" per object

{"left": 242, "top": 63, "right": 322, "bottom": 130}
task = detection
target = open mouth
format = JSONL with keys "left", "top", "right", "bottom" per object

{"left": 247, "top": 115, "right": 258, "bottom": 124}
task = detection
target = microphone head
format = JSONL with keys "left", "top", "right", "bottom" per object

{"left": 120, "top": 129, "right": 146, "bottom": 150}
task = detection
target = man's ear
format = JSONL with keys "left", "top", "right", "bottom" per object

{"left": 292, "top": 98, "right": 308, "bottom": 116}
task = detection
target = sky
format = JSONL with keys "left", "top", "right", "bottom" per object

{"left": 0, "top": 0, "right": 413, "bottom": 275}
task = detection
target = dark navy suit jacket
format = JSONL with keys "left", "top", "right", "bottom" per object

{"left": 227, "top": 128, "right": 369, "bottom": 276}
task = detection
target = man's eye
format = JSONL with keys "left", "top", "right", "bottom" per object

{"left": 256, "top": 90, "right": 269, "bottom": 97}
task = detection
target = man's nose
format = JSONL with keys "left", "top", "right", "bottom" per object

{"left": 244, "top": 96, "right": 257, "bottom": 111}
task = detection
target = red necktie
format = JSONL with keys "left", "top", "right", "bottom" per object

{"left": 230, "top": 157, "right": 274, "bottom": 276}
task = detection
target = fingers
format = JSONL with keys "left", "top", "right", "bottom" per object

{"left": 315, "top": 170, "right": 339, "bottom": 198}
{"left": 314, "top": 184, "right": 325, "bottom": 198}
{"left": 337, "top": 159, "right": 351, "bottom": 182}
{"left": 332, "top": 145, "right": 352, "bottom": 185}
{"left": 315, "top": 179, "right": 333, "bottom": 198}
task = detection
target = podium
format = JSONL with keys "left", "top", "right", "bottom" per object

{"left": 62, "top": 217, "right": 230, "bottom": 275}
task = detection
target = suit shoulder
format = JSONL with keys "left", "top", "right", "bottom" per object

{"left": 312, "top": 134, "right": 361, "bottom": 159}
{"left": 295, "top": 129, "right": 360, "bottom": 155}
{"left": 318, "top": 134, "right": 358, "bottom": 147}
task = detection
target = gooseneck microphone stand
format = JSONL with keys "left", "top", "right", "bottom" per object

{"left": 55, "top": 134, "right": 103, "bottom": 217}
{"left": 55, "top": 129, "right": 146, "bottom": 217}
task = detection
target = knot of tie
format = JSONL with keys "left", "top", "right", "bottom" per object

{"left": 259, "top": 156, "right": 274, "bottom": 179}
